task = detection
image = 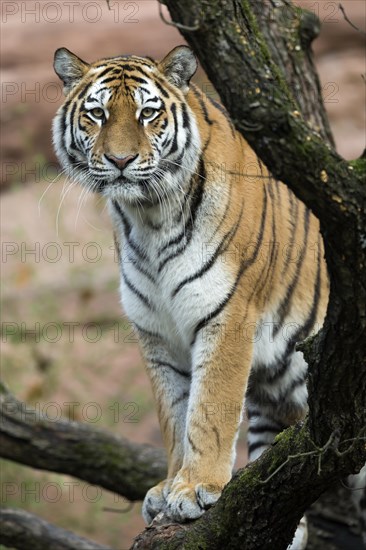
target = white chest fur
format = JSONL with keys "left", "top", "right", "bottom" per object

{"left": 112, "top": 202, "right": 235, "bottom": 365}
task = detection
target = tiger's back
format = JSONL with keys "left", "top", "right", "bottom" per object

{"left": 53, "top": 45, "right": 330, "bottom": 548}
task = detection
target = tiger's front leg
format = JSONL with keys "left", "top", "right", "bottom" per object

{"left": 138, "top": 332, "right": 191, "bottom": 524}
{"left": 166, "top": 317, "right": 254, "bottom": 522}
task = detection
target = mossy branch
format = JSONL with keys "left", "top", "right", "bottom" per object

{"left": 0, "top": 382, "right": 166, "bottom": 502}
{"left": 0, "top": 508, "right": 114, "bottom": 550}
{"left": 131, "top": 422, "right": 365, "bottom": 549}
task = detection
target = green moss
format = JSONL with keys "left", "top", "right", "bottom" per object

{"left": 348, "top": 157, "right": 366, "bottom": 178}
{"left": 240, "top": 0, "right": 297, "bottom": 107}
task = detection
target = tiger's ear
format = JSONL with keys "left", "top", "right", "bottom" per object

{"left": 54, "top": 48, "right": 89, "bottom": 94}
{"left": 158, "top": 46, "right": 197, "bottom": 93}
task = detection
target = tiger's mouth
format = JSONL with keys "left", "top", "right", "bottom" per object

{"left": 94, "top": 173, "right": 162, "bottom": 207}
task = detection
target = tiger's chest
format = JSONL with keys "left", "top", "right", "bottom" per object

{"left": 118, "top": 223, "right": 235, "bottom": 358}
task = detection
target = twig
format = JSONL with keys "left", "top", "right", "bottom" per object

{"left": 260, "top": 428, "right": 358, "bottom": 485}
{"left": 158, "top": 1, "right": 200, "bottom": 31}
{"left": 339, "top": 4, "right": 366, "bottom": 35}
{"left": 334, "top": 428, "right": 366, "bottom": 457}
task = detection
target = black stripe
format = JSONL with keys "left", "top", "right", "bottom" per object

{"left": 296, "top": 232, "right": 322, "bottom": 341}
{"left": 210, "top": 175, "right": 234, "bottom": 239}
{"left": 263, "top": 181, "right": 279, "bottom": 294}
{"left": 160, "top": 118, "right": 168, "bottom": 132}
{"left": 181, "top": 102, "right": 190, "bottom": 129}
{"left": 273, "top": 206, "right": 310, "bottom": 337}
{"left": 127, "top": 255, "right": 155, "bottom": 283}
{"left": 252, "top": 355, "right": 291, "bottom": 385}
{"left": 171, "top": 199, "right": 244, "bottom": 297}
{"left": 248, "top": 371, "right": 307, "bottom": 410}
{"left": 248, "top": 441, "right": 267, "bottom": 455}
{"left": 77, "top": 84, "right": 91, "bottom": 102}
{"left": 148, "top": 359, "right": 191, "bottom": 379}
{"left": 206, "top": 95, "right": 236, "bottom": 137}
{"left": 252, "top": 258, "right": 320, "bottom": 386}
{"left": 122, "top": 269, "right": 154, "bottom": 310}
{"left": 175, "top": 167, "right": 196, "bottom": 224}
{"left": 212, "top": 426, "right": 221, "bottom": 451}
{"left": 125, "top": 75, "right": 148, "bottom": 85}
{"left": 248, "top": 424, "right": 283, "bottom": 435}
{"left": 191, "top": 85, "right": 213, "bottom": 125}
{"left": 280, "top": 187, "right": 298, "bottom": 277}
{"left": 169, "top": 103, "right": 179, "bottom": 155}
{"left": 171, "top": 391, "right": 189, "bottom": 407}
{"left": 59, "top": 105, "right": 68, "bottom": 147}
{"left": 112, "top": 200, "right": 147, "bottom": 263}
{"left": 191, "top": 187, "right": 268, "bottom": 345}
{"left": 249, "top": 181, "right": 278, "bottom": 302}
{"left": 99, "top": 77, "right": 120, "bottom": 86}
{"left": 97, "top": 66, "right": 121, "bottom": 79}
{"left": 246, "top": 408, "right": 261, "bottom": 419}
{"left": 145, "top": 95, "right": 161, "bottom": 105}
{"left": 153, "top": 78, "right": 170, "bottom": 99}
{"left": 163, "top": 363, "right": 190, "bottom": 379}
{"left": 188, "top": 434, "right": 203, "bottom": 455}
{"left": 138, "top": 86, "right": 150, "bottom": 95}
{"left": 158, "top": 160, "right": 206, "bottom": 273}
{"left": 69, "top": 102, "right": 78, "bottom": 152}
{"left": 202, "top": 129, "right": 212, "bottom": 154}
{"left": 158, "top": 229, "right": 185, "bottom": 257}
{"left": 121, "top": 64, "right": 151, "bottom": 75}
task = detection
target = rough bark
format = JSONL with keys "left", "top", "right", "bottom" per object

{"left": 0, "top": 508, "right": 113, "bottom": 550}
{"left": 0, "top": 382, "right": 166, "bottom": 502}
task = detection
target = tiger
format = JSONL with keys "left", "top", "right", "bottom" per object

{"left": 52, "top": 45, "right": 331, "bottom": 548}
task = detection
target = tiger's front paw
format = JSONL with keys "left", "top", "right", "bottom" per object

{"left": 142, "top": 480, "right": 170, "bottom": 524}
{"left": 166, "top": 477, "right": 223, "bottom": 522}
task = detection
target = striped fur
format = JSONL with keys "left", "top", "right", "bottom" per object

{"left": 53, "top": 46, "right": 333, "bottom": 546}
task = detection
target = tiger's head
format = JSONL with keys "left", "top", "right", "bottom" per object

{"left": 52, "top": 46, "right": 200, "bottom": 206}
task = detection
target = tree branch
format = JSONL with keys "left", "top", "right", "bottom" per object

{"left": 0, "top": 382, "right": 166, "bottom": 502}
{"left": 0, "top": 508, "right": 114, "bottom": 550}
{"left": 165, "top": 0, "right": 365, "bottom": 245}
{"left": 130, "top": 422, "right": 365, "bottom": 549}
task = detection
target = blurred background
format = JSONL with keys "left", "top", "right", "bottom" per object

{"left": 1, "top": 1, "right": 365, "bottom": 547}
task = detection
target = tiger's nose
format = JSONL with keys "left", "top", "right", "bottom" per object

{"left": 105, "top": 154, "right": 137, "bottom": 170}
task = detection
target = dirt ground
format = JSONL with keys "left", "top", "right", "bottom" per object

{"left": 1, "top": 1, "right": 365, "bottom": 548}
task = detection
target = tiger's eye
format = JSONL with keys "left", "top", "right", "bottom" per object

{"left": 90, "top": 107, "right": 105, "bottom": 120}
{"left": 140, "top": 107, "right": 156, "bottom": 119}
